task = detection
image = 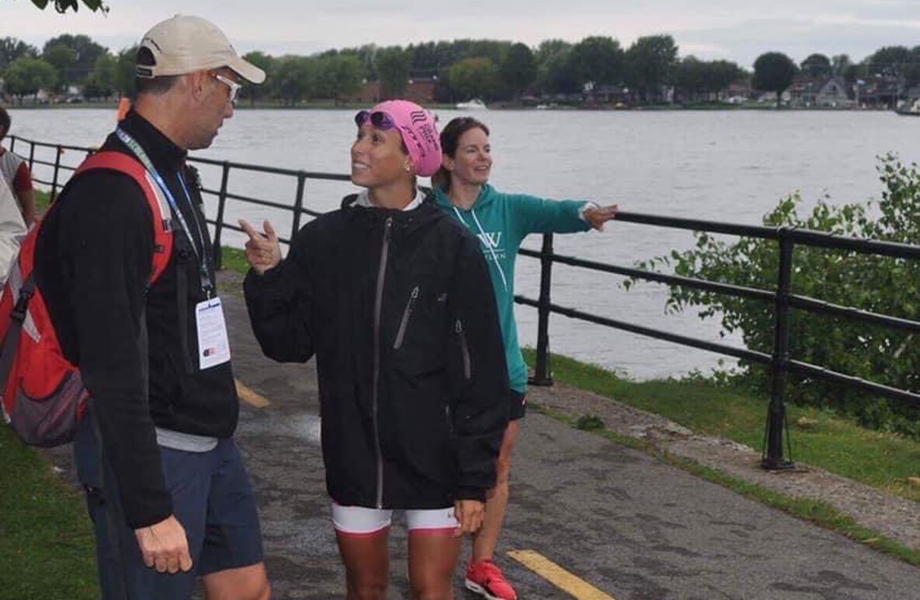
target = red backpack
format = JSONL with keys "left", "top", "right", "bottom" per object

{"left": 0, "top": 151, "right": 173, "bottom": 446}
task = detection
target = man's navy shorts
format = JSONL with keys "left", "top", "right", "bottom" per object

{"left": 73, "top": 414, "right": 264, "bottom": 600}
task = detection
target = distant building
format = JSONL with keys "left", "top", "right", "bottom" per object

{"left": 856, "top": 76, "right": 902, "bottom": 109}
{"left": 404, "top": 78, "right": 437, "bottom": 104}
{"left": 344, "top": 81, "right": 381, "bottom": 104}
{"left": 788, "top": 77, "right": 822, "bottom": 107}
{"left": 815, "top": 77, "right": 854, "bottom": 108}
{"left": 722, "top": 80, "right": 753, "bottom": 102}
{"left": 756, "top": 90, "right": 792, "bottom": 105}
{"left": 343, "top": 77, "right": 438, "bottom": 104}
{"left": 787, "top": 76, "right": 855, "bottom": 108}
{"left": 582, "top": 84, "right": 631, "bottom": 106}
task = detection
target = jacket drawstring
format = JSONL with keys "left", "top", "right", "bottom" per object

{"left": 452, "top": 205, "right": 509, "bottom": 292}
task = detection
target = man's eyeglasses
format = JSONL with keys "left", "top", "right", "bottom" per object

{"left": 354, "top": 110, "right": 396, "bottom": 130}
{"left": 211, "top": 72, "right": 242, "bottom": 105}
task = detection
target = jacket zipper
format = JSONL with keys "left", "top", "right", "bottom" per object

{"left": 372, "top": 217, "right": 393, "bottom": 508}
{"left": 456, "top": 319, "right": 471, "bottom": 380}
{"left": 393, "top": 286, "right": 419, "bottom": 349}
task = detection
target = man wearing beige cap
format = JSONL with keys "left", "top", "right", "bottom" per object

{"left": 34, "top": 15, "right": 270, "bottom": 600}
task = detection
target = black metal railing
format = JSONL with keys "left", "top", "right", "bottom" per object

{"left": 12, "top": 134, "right": 919, "bottom": 471}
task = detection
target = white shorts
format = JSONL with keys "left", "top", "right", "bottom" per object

{"left": 331, "top": 502, "right": 459, "bottom": 538}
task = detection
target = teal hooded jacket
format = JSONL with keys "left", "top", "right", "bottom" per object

{"left": 435, "top": 184, "right": 592, "bottom": 393}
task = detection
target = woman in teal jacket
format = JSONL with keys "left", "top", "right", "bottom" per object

{"left": 433, "top": 116, "right": 618, "bottom": 600}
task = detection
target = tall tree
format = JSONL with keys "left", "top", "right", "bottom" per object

{"left": 534, "top": 40, "right": 572, "bottom": 95}
{"left": 626, "top": 34, "right": 679, "bottom": 103}
{"left": 674, "top": 57, "right": 745, "bottom": 102}
{"left": 41, "top": 44, "right": 76, "bottom": 92}
{"left": 91, "top": 52, "right": 117, "bottom": 97}
{"left": 448, "top": 56, "right": 499, "bottom": 101}
{"left": 868, "top": 46, "right": 911, "bottom": 76}
{"left": 375, "top": 46, "right": 410, "bottom": 99}
{"left": 800, "top": 53, "right": 831, "bottom": 78}
{"left": 832, "top": 54, "right": 851, "bottom": 76}
{"left": 500, "top": 43, "right": 536, "bottom": 99}
{"left": 113, "top": 45, "right": 137, "bottom": 97}
{"left": 706, "top": 60, "right": 746, "bottom": 93}
{"left": 4, "top": 57, "right": 57, "bottom": 102}
{"left": 753, "top": 52, "right": 797, "bottom": 107}
{"left": 30, "top": 0, "right": 107, "bottom": 12}
{"left": 540, "top": 48, "right": 580, "bottom": 96}
{"left": 241, "top": 51, "right": 275, "bottom": 106}
{"left": 0, "top": 38, "right": 38, "bottom": 70}
{"left": 406, "top": 41, "right": 440, "bottom": 77}
{"left": 318, "top": 54, "right": 364, "bottom": 105}
{"left": 42, "top": 34, "right": 107, "bottom": 86}
{"left": 568, "top": 36, "right": 625, "bottom": 90}
{"left": 673, "top": 56, "right": 707, "bottom": 99}
{"left": 534, "top": 39, "right": 571, "bottom": 67}
{"left": 272, "top": 55, "right": 318, "bottom": 106}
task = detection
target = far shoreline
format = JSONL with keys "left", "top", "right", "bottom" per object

{"left": 2, "top": 101, "right": 901, "bottom": 114}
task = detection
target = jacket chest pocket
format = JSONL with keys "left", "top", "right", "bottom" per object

{"left": 392, "top": 282, "right": 448, "bottom": 350}
{"left": 393, "top": 285, "right": 420, "bottom": 350}
{"left": 390, "top": 279, "right": 449, "bottom": 378}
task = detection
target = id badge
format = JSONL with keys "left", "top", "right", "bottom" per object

{"left": 195, "top": 297, "right": 231, "bottom": 370}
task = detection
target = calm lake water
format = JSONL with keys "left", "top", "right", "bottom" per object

{"left": 9, "top": 107, "right": 919, "bottom": 380}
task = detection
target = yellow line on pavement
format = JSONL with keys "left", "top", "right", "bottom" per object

{"left": 507, "top": 550, "right": 618, "bottom": 600}
{"left": 235, "top": 379, "right": 270, "bottom": 408}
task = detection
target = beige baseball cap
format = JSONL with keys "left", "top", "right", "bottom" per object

{"left": 136, "top": 15, "right": 265, "bottom": 84}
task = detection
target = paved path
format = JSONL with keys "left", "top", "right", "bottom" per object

{"left": 217, "top": 272, "right": 918, "bottom": 600}
{"left": 40, "top": 272, "right": 917, "bottom": 599}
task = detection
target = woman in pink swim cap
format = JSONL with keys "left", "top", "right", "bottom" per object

{"left": 240, "top": 100, "right": 510, "bottom": 599}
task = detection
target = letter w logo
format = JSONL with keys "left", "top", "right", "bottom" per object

{"left": 478, "top": 232, "right": 502, "bottom": 249}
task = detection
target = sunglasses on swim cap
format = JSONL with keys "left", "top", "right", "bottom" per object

{"left": 354, "top": 110, "right": 396, "bottom": 130}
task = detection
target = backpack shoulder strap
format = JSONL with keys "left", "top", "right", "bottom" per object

{"left": 0, "top": 273, "right": 36, "bottom": 398}
{"left": 75, "top": 151, "right": 174, "bottom": 284}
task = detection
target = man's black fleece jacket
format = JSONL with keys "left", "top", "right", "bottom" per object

{"left": 35, "top": 111, "right": 238, "bottom": 528}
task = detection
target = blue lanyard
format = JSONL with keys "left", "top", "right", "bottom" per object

{"left": 116, "top": 128, "right": 213, "bottom": 295}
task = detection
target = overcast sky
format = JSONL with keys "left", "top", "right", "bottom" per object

{"left": 3, "top": 0, "right": 919, "bottom": 68}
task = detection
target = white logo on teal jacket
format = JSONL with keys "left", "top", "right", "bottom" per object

{"left": 435, "top": 184, "right": 592, "bottom": 394}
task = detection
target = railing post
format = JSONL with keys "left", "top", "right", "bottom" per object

{"left": 211, "top": 162, "right": 231, "bottom": 270}
{"left": 291, "top": 173, "right": 306, "bottom": 242}
{"left": 763, "top": 228, "right": 795, "bottom": 470}
{"left": 530, "top": 233, "right": 555, "bottom": 386}
{"left": 8, "top": 135, "right": 16, "bottom": 154}
{"left": 27, "top": 141, "right": 36, "bottom": 172}
{"left": 50, "top": 145, "right": 63, "bottom": 202}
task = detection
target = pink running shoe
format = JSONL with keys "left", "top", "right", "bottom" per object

{"left": 465, "top": 559, "right": 518, "bottom": 600}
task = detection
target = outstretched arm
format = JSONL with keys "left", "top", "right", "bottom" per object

{"left": 509, "top": 193, "right": 617, "bottom": 236}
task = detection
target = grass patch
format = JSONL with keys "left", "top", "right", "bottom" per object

{"left": 219, "top": 246, "right": 251, "bottom": 276}
{"left": 524, "top": 349, "right": 920, "bottom": 504}
{"left": 35, "top": 190, "right": 51, "bottom": 213}
{"left": 0, "top": 426, "right": 98, "bottom": 600}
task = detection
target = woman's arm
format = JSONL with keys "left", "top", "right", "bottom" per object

{"left": 509, "top": 193, "right": 617, "bottom": 235}
{"left": 242, "top": 219, "right": 316, "bottom": 363}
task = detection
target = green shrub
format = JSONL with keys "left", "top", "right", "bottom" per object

{"left": 629, "top": 154, "right": 919, "bottom": 437}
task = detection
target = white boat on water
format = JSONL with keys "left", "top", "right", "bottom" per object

{"left": 895, "top": 99, "right": 920, "bottom": 116}
{"left": 455, "top": 98, "right": 488, "bottom": 110}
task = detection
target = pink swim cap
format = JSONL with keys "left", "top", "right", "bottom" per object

{"left": 365, "top": 100, "right": 442, "bottom": 177}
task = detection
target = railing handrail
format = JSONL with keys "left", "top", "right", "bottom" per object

{"left": 14, "top": 134, "right": 920, "bottom": 469}
{"left": 614, "top": 212, "right": 920, "bottom": 259}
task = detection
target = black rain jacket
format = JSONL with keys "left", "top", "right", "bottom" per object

{"left": 244, "top": 195, "right": 509, "bottom": 508}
